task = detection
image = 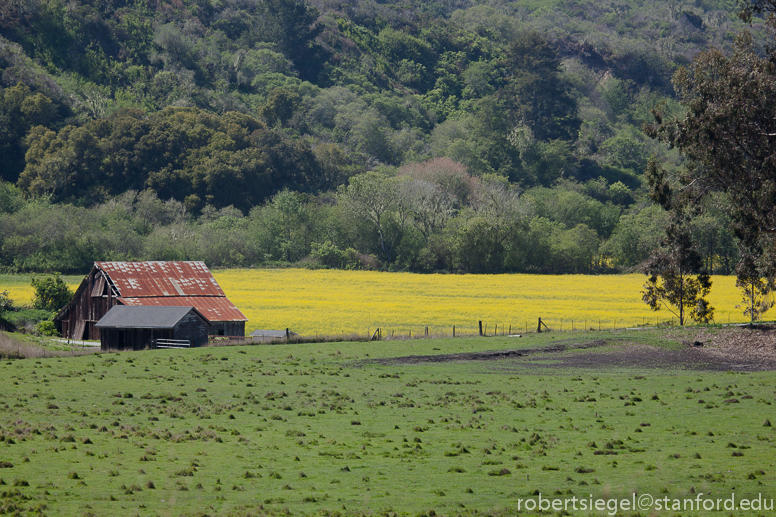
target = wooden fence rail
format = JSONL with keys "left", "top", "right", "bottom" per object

{"left": 155, "top": 339, "right": 191, "bottom": 349}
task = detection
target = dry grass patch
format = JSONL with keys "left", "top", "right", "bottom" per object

{"left": 0, "top": 332, "right": 96, "bottom": 359}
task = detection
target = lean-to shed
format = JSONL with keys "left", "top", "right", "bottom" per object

{"left": 95, "top": 306, "right": 210, "bottom": 351}
{"left": 250, "top": 329, "right": 298, "bottom": 342}
{"left": 55, "top": 261, "right": 247, "bottom": 340}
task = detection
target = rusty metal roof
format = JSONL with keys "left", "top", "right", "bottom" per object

{"left": 96, "top": 261, "right": 247, "bottom": 322}
{"left": 96, "top": 261, "right": 225, "bottom": 298}
{"left": 119, "top": 296, "right": 247, "bottom": 322}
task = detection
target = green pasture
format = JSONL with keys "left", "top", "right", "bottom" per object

{"left": 0, "top": 329, "right": 775, "bottom": 516}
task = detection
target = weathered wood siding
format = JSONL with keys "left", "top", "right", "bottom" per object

{"left": 100, "top": 329, "right": 173, "bottom": 351}
{"left": 57, "top": 269, "right": 118, "bottom": 341}
{"left": 173, "top": 311, "right": 209, "bottom": 347}
{"left": 210, "top": 321, "right": 245, "bottom": 337}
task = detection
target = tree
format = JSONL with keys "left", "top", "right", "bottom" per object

{"left": 642, "top": 220, "right": 714, "bottom": 325}
{"left": 499, "top": 32, "right": 579, "bottom": 141}
{"left": 31, "top": 275, "right": 73, "bottom": 311}
{"left": 643, "top": 32, "right": 776, "bottom": 267}
{"left": 735, "top": 250, "right": 774, "bottom": 323}
{"left": 0, "top": 83, "right": 59, "bottom": 183}
{"left": 602, "top": 205, "right": 669, "bottom": 268}
{"left": 0, "top": 290, "right": 12, "bottom": 320}
{"left": 337, "top": 171, "right": 401, "bottom": 262}
{"left": 0, "top": 0, "right": 40, "bottom": 28}
{"left": 258, "top": 88, "right": 300, "bottom": 127}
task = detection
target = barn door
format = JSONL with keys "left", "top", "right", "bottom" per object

{"left": 73, "top": 320, "right": 86, "bottom": 341}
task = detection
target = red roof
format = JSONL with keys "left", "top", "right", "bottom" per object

{"left": 119, "top": 296, "right": 246, "bottom": 323}
{"left": 97, "top": 261, "right": 224, "bottom": 298}
{"left": 96, "top": 261, "right": 247, "bottom": 322}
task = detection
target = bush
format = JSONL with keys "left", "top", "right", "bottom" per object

{"left": 31, "top": 275, "right": 73, "bottom": 311}
{"left": 310, "top": 241, "right": 364, "bottom": 270}
{"left": 3, "top": 308, "right": 55, "bottom": 332}
{"left": 37, "top": 321, "right": 60, "bottom": 337}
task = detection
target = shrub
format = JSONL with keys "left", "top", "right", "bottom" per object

{"left": 31, "top": 275, "right": 73, "bottom": 311}
{"left": 36, "top": 320, "right": 59, "bottom": 337}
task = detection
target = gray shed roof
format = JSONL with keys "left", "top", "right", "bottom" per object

{"left": 96, "top": 306, "right": 209, "bottom": 329}
{"left": 249, "top": 329, "right": 298, "bottom": 338}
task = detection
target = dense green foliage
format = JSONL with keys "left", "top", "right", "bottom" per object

{"left": 0, "top": 0, "right": 761, "bottom": 273}
{"left": 642, "top": 0, "right": 776, "bottom": 321}
{"left": 30, "top": 274, "right": 73, "bottom": 311}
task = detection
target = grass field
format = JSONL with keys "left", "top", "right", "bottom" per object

{"left": 0, "top": 327, "right": 774, "bottom": 516}
{"left": 0, "top": 270, "right": 756, "bottom": 338}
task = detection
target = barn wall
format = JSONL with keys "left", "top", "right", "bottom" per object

{"left": 58, "top": 268, "right": 119, "bottom": 341}
{"left": 100, "top": 328, "right": 173, "bottom": 351}
{"left": 173, "top": 311, "right": 209, "bottom": 347}
{"left": 210, "top": 321, "right": 245, "bottom": 337}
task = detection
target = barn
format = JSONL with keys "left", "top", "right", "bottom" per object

{"left": 95, "top": 306, "right": 210, "bottom": 351}
{"left": 54, "top": 261, "right": 247, "bottom": 341}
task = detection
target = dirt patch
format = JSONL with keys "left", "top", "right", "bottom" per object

{"left": 371, "top": 339, "right": 609, "bottom": 366}
{"left": 517, "top": 344, "right": 764, "bottom": 371}
{"left": 370, "top": 326, "right": 776, "bottom": 372}
{"left": 689, "top": 325, "right": 776, "bottom": 370}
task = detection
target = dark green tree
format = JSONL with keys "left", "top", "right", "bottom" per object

{"left": 735, "top": 250, "right": 774, "bottom": 323}
{"left": 258, "top": 88, "right": 301, "bottom": 127}
{"left": 642, "top": 219, "right": 714, "bottom": 326}
{"left": 0, "top": 290, "right": 12, "bottom": 320}
{"left": 498, "top": 32, "right": 579, "bottom": 141}
{"left": 644, "top": 32, "right": 776, "bottom": 268}
{"left": 0, "top": 83, "right": 60, "bottom": 183}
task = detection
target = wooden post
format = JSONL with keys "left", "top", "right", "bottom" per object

{"left": 537, "top": 318, "right": 542, "bottom": 333}
{"left": 495, "top": 323, "right": 498, "bottom": 335}
{"left": 453, "top": 325, "right": 455, "bottom": 337}
{"left": 425, "top": 326, "right": 428, "bottom": 338}
{"left": 509, "top": 325, "right": 511, "bottom": 335}
{"left": 286, "top": 328, "right": 290, "bottom": 340}
{"left": 479, "top": 321, "right": 483, "bottom": 336}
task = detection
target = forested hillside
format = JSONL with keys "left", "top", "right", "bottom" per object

{"left": 0, "top": 0, "right": 762, "bottom": 274}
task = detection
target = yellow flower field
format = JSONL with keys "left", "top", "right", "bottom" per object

{"left": 0, "top": 270, "right": 755, "bottom": 336}
{"left": 212, "top": 269, "right": 753, "bottom": 336}
{"left": 0, "top": 274, "right": 84, "bottom": 309}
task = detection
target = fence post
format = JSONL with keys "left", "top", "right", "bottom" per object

{"left": 286, "top": 328, "right": 289, "bottom": 340}
{"left": 479, "top": 321, "right": 483, "bottom": 336}
{"left": 425, "top": 326, "right": 428, "bottom": 338}
{"left": 453, "top": 325, "right": 455, "bottom": 338}
{"left": 537, "top": 318, "right": 542, "bottom": 333}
